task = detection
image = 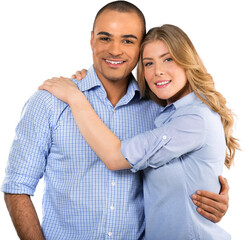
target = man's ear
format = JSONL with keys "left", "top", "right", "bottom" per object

{"left": 90, "top": 31, "right": 94, "bottom": 50}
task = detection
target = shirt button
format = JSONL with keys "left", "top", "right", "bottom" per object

{"left": 113, "top": 109, "right": 116, "bottom": 113}
{"left": 162, "top": 135, "right": 167, "bottom": 140}
{"left": 111, "top": 181, "right": 115, "bottom": 186}
{"left": 108, "top": 232, "right": 112, "bottom": 236}
{"left": 110, "top": 205, "right": 114, "bottom": 210}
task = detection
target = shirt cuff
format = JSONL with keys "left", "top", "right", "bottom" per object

{"left": 1, "top": 173, "right": 39, "bottom": 196}
{"left": 121, "top": 127, "right": 171, "bottom": 172}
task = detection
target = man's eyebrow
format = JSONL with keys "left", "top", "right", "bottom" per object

{"left": 97, "top": 32, "right": 112, "bottom": 37}
{"left": 121, "top": 34, "right": 137, "bottom": 40}
{"left": 96, "top": 32, "right": 137, "bottom": 40}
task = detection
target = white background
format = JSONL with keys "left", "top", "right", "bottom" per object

{"left": 0, "top": 0, "right": 248, "bottom": 239}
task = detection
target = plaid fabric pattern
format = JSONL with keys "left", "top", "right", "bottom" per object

{"left": 2, "top": 65, "right": 162, "bottom": 240}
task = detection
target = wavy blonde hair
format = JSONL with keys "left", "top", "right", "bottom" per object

{"left": 137, "top": 24, "right": 240, "bottom": 168}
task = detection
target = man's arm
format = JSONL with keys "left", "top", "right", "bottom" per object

{"left": 4, "top": 193, "right": 45, "bottom": 240}
{"left": 192, "top": 176, "right": 229, "bottom": 223}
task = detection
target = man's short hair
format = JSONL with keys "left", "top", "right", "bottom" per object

{"left": 93, "top": 1, "right": 146, "bottom": 37}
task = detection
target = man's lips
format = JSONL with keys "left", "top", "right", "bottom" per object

{"left": 104, "top": 59, "right": 126, "bottom": 66}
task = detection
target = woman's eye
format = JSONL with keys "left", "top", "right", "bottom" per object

{"left": 164, "top": 58, "right": 173, "bottom": 62}
{"left": 144, "top": 62, "right": 153, "bottom": 67}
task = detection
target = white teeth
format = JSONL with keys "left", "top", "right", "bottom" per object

{"left": 156, "top": 81, "right": 170, "bottom": 86}
{"left": 105, "top": 60, "right": 123, "bottom": 64}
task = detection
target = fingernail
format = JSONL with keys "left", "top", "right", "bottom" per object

{"left": 193, "top": 200, "right": 197, "bottom": 204}
{"left": 197, "top": 191, "right": 201, "bottom": 195}
{"left": 192, "top": 194, "right": 197, "bottom": 199}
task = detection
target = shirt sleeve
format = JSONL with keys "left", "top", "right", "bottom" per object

{"left": 1, "top": 91, "right": 52, "bottom": 195}
{"left": 121, "top": 112, "right": 206, "bottom": 172}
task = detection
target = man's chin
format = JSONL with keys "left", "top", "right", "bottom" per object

{"left": 102, "top": 73, "right": 130, "bottom": 82}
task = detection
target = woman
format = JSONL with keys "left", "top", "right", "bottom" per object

{"left": 39, "top": 24, "right": 239, "bottom": 239}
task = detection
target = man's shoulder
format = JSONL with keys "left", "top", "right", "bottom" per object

{"left": 23, "top": 90, "right": 68, "bottom": 121}
{"left": 29, "top": 89, "right": 66, "bottom": 106}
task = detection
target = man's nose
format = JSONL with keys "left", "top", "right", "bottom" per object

{"left": 109, "top": 41, "right": 123, "bottom": 57}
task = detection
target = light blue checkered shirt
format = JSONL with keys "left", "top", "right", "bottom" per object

{"left": 1, "top": 65, "right": 162, "bottom": 240}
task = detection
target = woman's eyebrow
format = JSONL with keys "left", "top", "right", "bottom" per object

{"left": 143, "top": 52, "right": 170, "bottom": 61}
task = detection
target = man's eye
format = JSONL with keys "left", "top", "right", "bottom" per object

{"left": 123, "top": 39, "right": 133, "bottom": 44}
{"left": 100, "top": 37, "right": 110, "bottom": 41}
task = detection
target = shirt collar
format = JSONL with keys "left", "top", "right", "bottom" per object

{"left": 74, "top": 65, "right": 142, "bottom": 100}
{"left": 161, "top": 92, "right": 199, "bottom": 112}
{"left": 172, "top": 92, "right": 199, "bottom": 109}
{"left": 154, "top": 92, "right": 199, "bottom": 127}
{"left": 74, "top": 65, "right": 103, "bottom": 92}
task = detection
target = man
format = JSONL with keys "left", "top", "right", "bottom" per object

{"left": 2, "top": 1, "right": 229, "bottom": 239}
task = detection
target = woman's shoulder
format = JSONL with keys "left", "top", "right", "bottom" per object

{"left": 175, "top": 97, "right": 220, "bottom": 120}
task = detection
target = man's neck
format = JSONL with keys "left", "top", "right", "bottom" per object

{"left": 102, "top": 79, "right": 130, "bottom": 107}
{"left": 93, "top": 67, "right": 132, "bottom": 106}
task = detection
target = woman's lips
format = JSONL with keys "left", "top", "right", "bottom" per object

{"left": 155, "top": 80, "right": 171, "bottom": 88}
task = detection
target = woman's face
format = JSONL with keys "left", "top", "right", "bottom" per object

{"left": 142, "top": 40, "right": 191, "bottom": 104}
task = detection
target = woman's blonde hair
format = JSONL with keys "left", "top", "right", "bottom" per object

{"left": 137, "top": 24, "right": 240, "bottom": 168}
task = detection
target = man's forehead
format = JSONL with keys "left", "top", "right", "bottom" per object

{"left": 93, "top": 9, "right": 144, "bottom": 36}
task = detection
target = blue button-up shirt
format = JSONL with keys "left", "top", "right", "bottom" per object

{"left": 1, "top": 65, "right": 162, "bottom": 240}
{"left": 121, "top": 92, "right": 230, "bottom": 240}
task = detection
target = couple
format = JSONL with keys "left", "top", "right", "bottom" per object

{"left": 2, "top": 1, "right": 239, "bottom": 240}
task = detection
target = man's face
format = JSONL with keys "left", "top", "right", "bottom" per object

{"left": 91, "top": 9, "right": 144, "bottom": 85}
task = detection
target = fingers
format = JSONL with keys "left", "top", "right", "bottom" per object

{"left": 71, "top": 69, "right": 87, "bottom": 81}
{"left": 38, "top": 77, "right": 64, "bottom": 90}
{"left": 195, "top": 190, "right": 225, "bottom": 203}
{"left": 192, "top": 190, "right": 228, "bottom": 223}
{"left": 71, "top": 71, "right": 81, "bottom": 80}
{"left": 219, "top": 176, "right": 229, "bottom": 195}
{"left": 192, "top": 196, "right": 226, "bottom": 222}
{"left": 193, "top": 191, "right": 228, "bottom": 211}
{"left": 80, "top": 69, "right": 87, "bottom": 79}
{"left": 195, "top": 207, "right": 222, "bottom": 223}
{"left": 38, "top": 77, "right": 57, "bottom": 88}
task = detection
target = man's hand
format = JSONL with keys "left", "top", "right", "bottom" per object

{"left": 192, "top": 176, "right": 229, "bottom": 223}
{"left": 71, "top": 69, "right": 87, "bottom": 81}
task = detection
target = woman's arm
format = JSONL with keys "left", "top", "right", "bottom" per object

{"left": 39, "top": 76, "right": 229, "bottom": 223}
{"left": 39, "top": 77, "right": 131, "bottom": 170}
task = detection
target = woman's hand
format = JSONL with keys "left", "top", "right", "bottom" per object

{"left": 38, "top": 77, "right": 82, "bottom": 105}
{"left": 71, "top": 69, "right": 87, "bottom": 81}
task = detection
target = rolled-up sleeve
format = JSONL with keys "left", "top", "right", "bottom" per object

{"left": 121, "top": 113, "right": 206, "bottom": 172}
{"left": 1, "top": 91, "right": 52, "bottom": 195}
